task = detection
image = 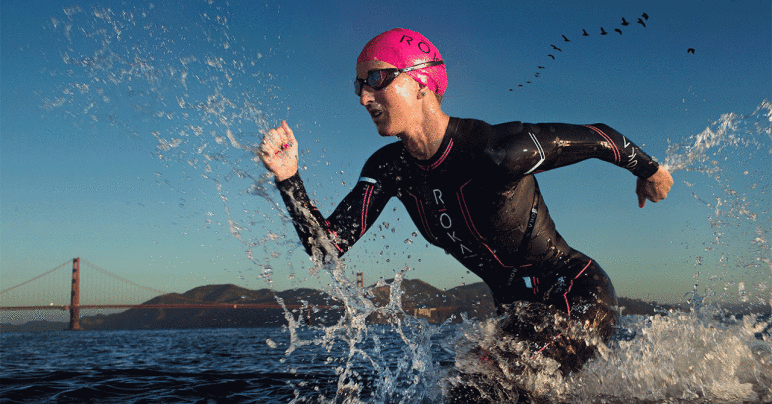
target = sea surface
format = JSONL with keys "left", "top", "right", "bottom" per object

{"left": 2, "top": 312, "right": 771, "bottom": 404}
{"left": 0, "top": 326, "right": 401, "bottom": 404}
{"left": 0, "top": 325, "right": 460, "bottom": 404}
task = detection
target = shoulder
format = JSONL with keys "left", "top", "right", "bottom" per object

{"left": 452, "top": 118, "right": 534, "bottom": 164}
{"left": 449, "top": 117, "right": 496, "bottom": 150}
{"left": 453, "top": 117, "right": 493, "bottom": 138}
{"left": 454, "top": 118, "right": 532, "bottom": 148}
{"left": 360, "top": 141, "right": 406, "bottom": 178}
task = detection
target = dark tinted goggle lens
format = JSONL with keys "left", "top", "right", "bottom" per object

{"left": 354, "top": 69, "right": 398, "bottom": 96}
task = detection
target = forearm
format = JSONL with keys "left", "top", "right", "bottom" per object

{"left": 276, "top": 173, "right": 345, "bottom": 259}
{"left": 578, "top": 123, "right": 659, "bottom": 178}
{"left": 276, "top": 172, "right": 387, "bottom": 260}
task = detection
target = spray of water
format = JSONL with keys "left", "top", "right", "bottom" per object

{"left": 664, "top": 102, "right": 771, "bottom": 306}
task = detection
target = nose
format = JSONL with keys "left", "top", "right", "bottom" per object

{"left": 359, "top": 85, "right": 375, "bottom": 106}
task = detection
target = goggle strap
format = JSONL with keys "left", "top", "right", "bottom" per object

{"left": 399, "top": 60, "right": 444, "bottom": 73}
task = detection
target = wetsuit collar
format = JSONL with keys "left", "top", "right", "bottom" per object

{"left": 410, "top": 117, "right": 459, "bottom": 171}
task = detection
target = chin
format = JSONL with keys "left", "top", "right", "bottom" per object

{"left": 375, "top": 122, "right": 396, "bottom": 137}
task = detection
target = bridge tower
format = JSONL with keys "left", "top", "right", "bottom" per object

{"left": 356, "top": 272, "right": 363, "bottom": 288}
{"left": 69, "top": 257, "right": 82, "bottom": 331}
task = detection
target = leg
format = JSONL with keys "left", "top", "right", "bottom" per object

{"left": 500, "top": 257, "right": 618, "bottom": 374}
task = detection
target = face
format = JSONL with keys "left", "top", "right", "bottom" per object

{"left": 356, "top": 60, "right": 423, "bottom": 137}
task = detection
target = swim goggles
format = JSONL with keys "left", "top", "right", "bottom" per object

{"left": 354, "top": 60, "right": 444, "bottom": 96}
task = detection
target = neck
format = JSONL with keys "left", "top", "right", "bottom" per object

{"left": 399, "top": 107, "right": 450, "bottom": 160}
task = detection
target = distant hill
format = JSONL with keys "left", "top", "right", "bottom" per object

{"left": 77, "top": 284, "right": 344, "bottom": 331}
{"left": 367, "top": 279, "right": 494, "bottom": 324}
{"left": 4, "top": 280, "right": 756, "bottom": 333}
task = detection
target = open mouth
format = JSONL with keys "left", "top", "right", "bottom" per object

{"left": 368, "top": 108, "right": 383, "bottom": 119}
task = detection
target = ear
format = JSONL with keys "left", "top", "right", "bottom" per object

{"left": 417, "top": 84, "right": 428, "bottom": 99}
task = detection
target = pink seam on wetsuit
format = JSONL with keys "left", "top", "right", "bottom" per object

{"left": 564, "top": 260, "right": 593, "bottom": 317}
{"left": 585, "top": 125, "right": 620, "bottom": 164}
{"left": 480, "top": 244, "right": 514, "bottom": 268}
{"left": 360, "top": 185, "right": 374, "bottom": 237}
{"left": 457, "top": 180, "right": 486, "bottom": 241}
{"left": 533, "top": 260, "right": 593, "bottom": 357}
{"left": 406, "top": 190, "right": 437, "bottom": 242}
{"left": 457, "top": 180, "right": 514, "bottom": 268}
{"left": 324, "top": 221, "right": 345, "bottom": 253}
{"left": 418, "top": 138, "right": 454, "bottom": 171}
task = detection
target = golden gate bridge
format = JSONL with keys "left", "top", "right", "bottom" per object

{"left": 0, "top": 258, "right": 335, "bottom": 330}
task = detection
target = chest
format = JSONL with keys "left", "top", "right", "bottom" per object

{"left": 396, "top": 150, "right": 502, "bottom": 248}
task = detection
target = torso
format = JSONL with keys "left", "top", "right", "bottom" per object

{"left": 362, "top": 118, "right": 576, "bottom": 303}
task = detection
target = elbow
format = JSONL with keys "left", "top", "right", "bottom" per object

{"left": 304, "top": 237, "right": 345, "bottom": 261}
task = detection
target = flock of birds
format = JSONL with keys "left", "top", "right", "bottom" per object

{"left": 509, "top": 13, "right": 695, "bottom": 91}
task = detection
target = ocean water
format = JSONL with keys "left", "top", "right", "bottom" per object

{"left": 1, "top": 313, "right": 771, "bottom": 404}
{"left": 1, "top": 327, "right": 331, "bottom": 404}
{"left": 0, "top": 325, "right": 452, "bottom": 404}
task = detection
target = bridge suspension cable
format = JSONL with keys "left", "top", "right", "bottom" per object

{"left": 0, "top": 260, "right": 71, "bottom": 295}
{"left": 81, "top": 259, "right": 171, "bottom": 296}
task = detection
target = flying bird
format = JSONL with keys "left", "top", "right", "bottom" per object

{"left": 642, "top": 13, "right": 649, "bottom": 20}
{"left": 550, "top": 44, "right": 562, "bottom": 51}
{"left": 548, "top": 54, "right": 555, "bottom": 59}
{"left": 621, "top": 17, "right": 629, "bottom": 26}
{"left": 600, "top": 27, "right": 608, "bottom": 35}
{"left": 562, "top": 35, "right": 571, "bottom": 42}
{"left": 615, "top": 28, "right": 623, "bottom": 35}
{"left": 582, "top": 29, "right": 589, "bottom": 36}
{"left": 637, "top": 18, "right": 646, "bottom": 27}
{"left": 687, "top": 48, "right": 695, "bottom": 54}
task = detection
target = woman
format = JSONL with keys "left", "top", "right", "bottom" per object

{"left": 258, "top": 28, "right": 673, "bottom": 380}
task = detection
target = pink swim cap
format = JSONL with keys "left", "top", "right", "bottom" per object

{"left": 357, "top": 28, "right": 447, "bottom": 96}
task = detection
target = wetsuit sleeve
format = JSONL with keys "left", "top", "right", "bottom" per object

{"left": 275, "top": 165, "right": 393, "bottom": 260}
{"left": 488, "top": 122, "right": 660, "bottom": 179}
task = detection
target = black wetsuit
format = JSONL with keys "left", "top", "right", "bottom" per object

{"left": 276, "top": 117, "right": 659, "bottom": 372}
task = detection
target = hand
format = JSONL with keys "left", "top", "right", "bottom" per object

{"left": 636, "top": 166, "right": 673, "bottom": 208}
{"left": 257, "top": 120, "right": 299, "bottom": 181}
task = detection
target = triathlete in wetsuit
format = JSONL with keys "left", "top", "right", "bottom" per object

{"left": 277, "top": 118, "right": 656, "bottom": 368}
{"left": 257, "top": 28, "right": 673, "bottom": 379}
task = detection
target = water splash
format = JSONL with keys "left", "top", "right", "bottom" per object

{"left": 43, "top": 1, "right": 305, "bottom": 285}
{"left": 664, "top": 101, "right": 771, "bottom": 305}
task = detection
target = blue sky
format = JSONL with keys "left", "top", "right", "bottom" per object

{"left": 1, "top": 0, "right": 770, "bottom": 313}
